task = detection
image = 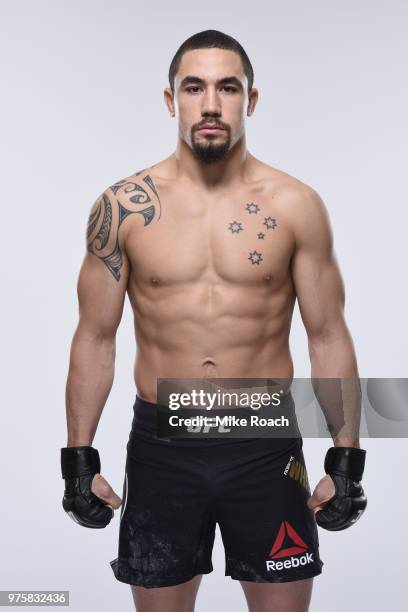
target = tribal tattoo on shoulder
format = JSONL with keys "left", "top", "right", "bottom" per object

{"left": 86, "top": 174, "right": 161, "bottom": 281}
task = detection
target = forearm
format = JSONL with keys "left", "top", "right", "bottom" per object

{"left": 309, "top": 330, "right": 361, "bottom": 447}
{"left": 65, "top": 326, "right": 116, "bottom": 446}
{"left": 309, "top": 328, "right": 358, "bottom": 378}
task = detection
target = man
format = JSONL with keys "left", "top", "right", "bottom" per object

{"left": 61, "top": 30, "right": 367, "bottom": 612}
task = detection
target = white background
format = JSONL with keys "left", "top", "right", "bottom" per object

{"left": 1, "top": 1, "right": 407, "bottom": 610}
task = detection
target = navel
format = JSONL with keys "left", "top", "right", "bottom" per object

{"left": 200, "top": 358, "right": 217, "bottom": 379}
{"left": 202, "top": 359, "right": 216, "bottom": 367}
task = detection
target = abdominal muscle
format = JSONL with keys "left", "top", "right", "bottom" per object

{"left": 130, "top": 279, "right": 295, "bottom": 402}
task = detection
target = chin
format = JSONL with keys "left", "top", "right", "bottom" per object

{"left": 191, "top": 142, "right": 231, "bottom": 164}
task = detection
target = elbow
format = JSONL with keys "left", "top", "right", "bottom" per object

{"left": 69, "top": 329, "right": 116, "bottom": 373}
{"left": 72, "top": 322, "right": 117, "bottom": 354}
{"left": 307, "top": 322, "right": 352, "bottom": 351}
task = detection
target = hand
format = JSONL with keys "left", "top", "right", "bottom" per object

{"left": 91, "top": 473, "right": 122, "bottom": 511}
{"left": 61, "top": 446, "right": 121, "bottom": 529}
{"left": 307, "top": 474, "right": 336, "bottom": 516}
{"left": 309, "top": 447, "right": 367, "bottom": 531}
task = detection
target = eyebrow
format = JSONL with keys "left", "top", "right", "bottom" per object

{"left": 179, "top": 75, "right": 243, "bottom": 89}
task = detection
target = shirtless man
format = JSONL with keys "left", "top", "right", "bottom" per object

{"left": 61, "top": 30, "right": 367, "bottom": 612}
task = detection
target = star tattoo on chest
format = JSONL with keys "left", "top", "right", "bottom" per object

{"left": 248, "top": 250, "right": 263, "bottom": 265}
{"left": 245, "top": 202, "right": 260, "bottom": 214}
{"left": 263, "top": 216, "right": 277, "bottom": 230}
{"left": 257, "top": 232, "right": 265, "bottom": 240}
{"left": 228, "top": 220, "right": 243, "bottom": 234}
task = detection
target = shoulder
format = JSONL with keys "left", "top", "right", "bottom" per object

{"left": 248, "top": 160, "right": 332, "bottom": 249}
{"left": 87, "top": 165, "right": 162, "bottom": 236}
{"left": 106, "top": 166, "right": 162, "bottom": 215}
{"left": 85, "top": 165, "right": 163, "bottom": 271}
{"left": 252, "top": 160, "right": 329, "bottom": 228}
{"left": 251, "top": 160, "right": 323, "bottom": 207}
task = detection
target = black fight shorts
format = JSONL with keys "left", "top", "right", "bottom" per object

{"left": 110, "top": 395, "right": 323, "bottom": 588}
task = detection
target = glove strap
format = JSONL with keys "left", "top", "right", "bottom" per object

{"left": 61, "top": 446, "right": 101, "bottom": 479}
{"left": 324, "top": 446, "right": 366, "bottom": 482}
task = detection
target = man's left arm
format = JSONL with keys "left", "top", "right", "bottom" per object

{"left": 290, "top": 185, "right": 367, "bottom": 530}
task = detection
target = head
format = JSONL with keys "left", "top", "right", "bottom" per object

{"left": 164, "top": 30, "right": 258, "bottom": 164}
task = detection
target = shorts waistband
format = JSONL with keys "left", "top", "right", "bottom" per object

{"left": 131, "top": 395, "right": 164, "bottom": 434}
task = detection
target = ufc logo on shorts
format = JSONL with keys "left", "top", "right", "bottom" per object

{"left": 187, "top": 420, "right": 231, "bottom": 433}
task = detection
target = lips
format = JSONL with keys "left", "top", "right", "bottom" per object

{"left": 198, "top": 125, "right": 224, "bottom": 131}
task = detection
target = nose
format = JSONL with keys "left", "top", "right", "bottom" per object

{"left": 201, "top": 86, "right": 221, "bottom": 117}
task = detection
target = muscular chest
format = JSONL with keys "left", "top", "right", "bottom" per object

{"left": 125, "top": 188, "right": 294, "bottom": 287}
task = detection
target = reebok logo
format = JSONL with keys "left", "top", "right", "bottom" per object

{"left": 283, "top": 456, "right": 294, "bottom": 475}
{"left": 266, "top": 552, "right": 314, "bottom": 571}
{"left": 269, "top": 520, "right": 308, "bottom": 558}
{"left": 266, "top": 521, "right": 313, "bottom": 571}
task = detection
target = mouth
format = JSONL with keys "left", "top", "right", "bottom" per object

{"left": 198, "top": 125, "right": 225, "bottom": 132}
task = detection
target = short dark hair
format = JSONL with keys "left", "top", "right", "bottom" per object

{"left": 168, "top": 30, "right": 254, "bottom": 93}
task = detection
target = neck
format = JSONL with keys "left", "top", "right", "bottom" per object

{"left": 173, "top": 134, "right": 252, "bottom": 190}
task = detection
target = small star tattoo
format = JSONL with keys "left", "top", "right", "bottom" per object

{"left": 228, "top": 220, "right": 243, "bottom": 234}
{"left": 248, "top": 250, "right": 263, "bottom": 265}
{"left": 263, "top": 216, "right": 277, "bottom": 230}
{"left": 257, "top": 232, "right": 265, "bottom": 240}
{"left": 245, "top": 202, "right": 260, "bottom": 214}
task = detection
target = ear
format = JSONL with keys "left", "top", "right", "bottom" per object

{"left": 246, "top": 88, "right": 259, "bottom": 117}
{"left": 164, "top": 87, "right": 176, "bottom": 117}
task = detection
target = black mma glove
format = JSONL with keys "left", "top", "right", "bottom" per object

{"left": 316, "top": 446, "right": 367, "bottom": 531}
{"left": 61, "top": 446, "right": 114, "bottom": 529}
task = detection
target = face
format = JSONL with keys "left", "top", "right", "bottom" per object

{"left": 165, "top": 48, "right": 258, "bottom": 164}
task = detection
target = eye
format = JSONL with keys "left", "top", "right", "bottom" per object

{"left": 221, "top": 86, "right": 238, "bottom": 93}
{"left": 186, "top": 86, "right": 202, "bottom": 93}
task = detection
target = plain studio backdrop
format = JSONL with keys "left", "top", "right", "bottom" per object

{"left": 0, "top": 1, "right": 407, "bottom": 611}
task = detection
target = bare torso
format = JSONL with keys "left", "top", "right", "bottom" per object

{"left": 112, "top": 155, "right": 303, "bottom": 400}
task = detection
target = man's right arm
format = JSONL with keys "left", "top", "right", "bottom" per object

{"left": 65, "top": 188, "right": 130, "bottom": 447}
